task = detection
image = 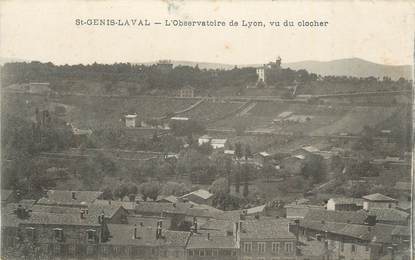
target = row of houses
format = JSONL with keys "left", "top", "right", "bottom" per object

{"left": 1, "top": 189, "right": 300, "bottom": 260}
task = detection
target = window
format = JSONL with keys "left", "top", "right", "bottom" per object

{"left": 174, "top": 250, "right": 180, "bottom": 258}
{"left": 285, "top": 242, "right": 293, "bottom": 253}
{"left": 243, "top": 242, "right": 252, "bottom": 253}
{"left": 188, "top": 250, "right": 194, "bottom": 256}
{"left": 68, "top": 244, "right": 76, "bottom": 255}
{"left": 205, "top": 249, "right": 212, "bottom": 256}
{"left": 25, "top": 227, "right": 35, "bottom": 240}
{"left": 272, "top": 242, "right": 280, "bottom": 254}
{"left": 101, "top": 246, "right": 109, "bottom": 256}
{"left": 351, "top": 244, "right": 356, "bottom": 253}
{"left": 199, "top": 249, "right": 205, "bottom": 256}
{"left": 365, "top": 245, "right": 370, "bottom": 252}
{"left": 53, "top": 244, "right": 61, "bottom": 255}
{"left": 53, "top": 228, "right": 63, "bottom": 241}
{"left": 231, "top": 250, "right": 237, "bottom": 256}
{"left": 213, "top": 249, "right": 218, "bottom": 256}
{"left": 86, "top": 229, "right": 96, "bottom": 242}
{"left": 340, "top": 241, "right": 344, "bottom": 252}
{"left": 258, "top": 242, "right": 266, "bottom": 253}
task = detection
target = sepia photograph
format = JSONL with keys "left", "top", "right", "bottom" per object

{"left": 0, "top": 1, "right": 413, "bottom": 259}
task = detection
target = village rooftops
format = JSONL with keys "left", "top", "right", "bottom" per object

{"left": 298, "top": 219, "right": 405, "bottom": 244}
{"left": 157, "top": 195, "right": 179, "bottom": 203}
{"left": 134, "top": 201, "right": 217, "bottom": 218}
{"left": 104, "top": 224, "right": 191, "bottom": 247}
{"left": 240, "top": 218, "right": 296, "bottom": 240}
{"left": 187, "top": 233, "right": 237, "bottom": 249}
{"left": 304, "top": 209, "right": 368, "bottom": 225}
{"left": 93, "top": 199, "right": 136, "bottom": 211}
{"left": 367, "top": 208, "right": 409, "bottom": 224}
{"left": 37, "top": 190, "right": 103, "bottom": 206}
{"left": 362, "top": 193, "right": 397, "bottom": 202}
{"left": 180, "top": 189, "right": 214, "bottom": 200}
{"left": 328, "top": 197, "right": 364, "bottom": 206}
{"left": 30, "top": 203, "right": 125, "bottom": 221}
{"left": 4, "top": 210, "right": 102, "bottom": 227}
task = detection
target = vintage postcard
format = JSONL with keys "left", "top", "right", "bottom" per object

{"left": 0, "top": 1, "right": 413, "bottom": 259}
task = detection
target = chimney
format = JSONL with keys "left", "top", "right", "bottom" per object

{"left": 133, "top": 224, "right": 139, "bottom": 239}
{"left": 72, "top": 191, "right": 76, "bottom": 200}
{"left": 191, "top": 217, "right": 198, "bottom": 233}
{"left": 156, "top": 221, "right": 163, "bottom": 239}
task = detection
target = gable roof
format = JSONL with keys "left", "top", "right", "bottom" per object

{"left": 304, "top": 209, "right": 368, "bottom": 224}
{"left": 37, "top": 190, "right": 103, "bottom": 206}
{"left": 368, "top": 208, "right": 409, "bottom": 223}
{"left": 240, "top": 218, "right": 295, "bottom": 240}
{"left": 105, "top": 224, "right": 190, "bottom": 247}
{"left": 181, "top": 189, "right": 213, "bottom": 200}
{"left": 329, "top": 197, "right": 364, "bottom": 206}
{"left": 362, "top": 193, "right": 397, "bottom": 202}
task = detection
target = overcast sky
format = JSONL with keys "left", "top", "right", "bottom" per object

{"left": 0, "top": 0, "right": 414, "bottom": 66}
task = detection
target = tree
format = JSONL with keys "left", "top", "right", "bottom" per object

{"left": 101, "top": 186, "right": 113, "bottom": 200}
{"left": 242, "top": 165, "right": 249, "bottom": 198}
{"left": 210, "top": 178, "right": 229, "bottom": 197}
{"left": 140, "top": 181, "right": 161, "bottom": 201}
{"left": 235, "top": 143, "right": 243, "bottom": 159}
{"left": 234, "top": 165, "right": 241, "bottom": 193}
{"left": 161, "top": 182, "right": 190, "bottom": 196}
{"left": 244, "top": 145, "right": 252, "bottom": 160}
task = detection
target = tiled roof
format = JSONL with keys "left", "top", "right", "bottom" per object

{"left": 93, "top": 200, "right": 135, "bottom": 211}
{"left": 240, "top": 218, "right": 295, "bottom": 240}
{"left": 299, "top": 220, "right": 405, "bottom": 244}
{"left": 329, "top": 197, "right": 364, "bottom": 206}
{"left": 17, "top": 212, "right": 101, "bottom": 226}
{"left": 246, "top": 204, "right": 266, "bottom": 214}
{"left": 362, "top": 193, "right": 397, "bottom": 202}
{"left": 135, "top": 202, "right": 217, "bottom": 218}
{"left": 31, "top": 203, "right": 124, "bottom": 219}
{"left": 37, "top": 190, "right": 103, "bottom": 206}
{"left": 181, "top": 189, "right": 213, "bottom": 200}
{"left": 105, "top": 224, "right": 190, "bottom": 247}
{"left": 304, "top": 209, "right": 368, "bottom": 224}
{"left": 368, "top": 208, "right": 409, "bottom": 223}
{"left": 157, "top": 195, "right": 178, "bottom": 203}
{"left": 187, "top": 233, "right": 237, "bottom": 249}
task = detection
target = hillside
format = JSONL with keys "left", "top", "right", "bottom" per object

{"left": 284, "top": 58, "right": 411, "bottom": 80}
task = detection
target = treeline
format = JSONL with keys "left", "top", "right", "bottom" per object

{"left": 0, "top": 61, "right": 258, "bottom": 92}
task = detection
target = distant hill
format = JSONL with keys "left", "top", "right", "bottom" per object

{"left": 284, "top": 58, "right": 412, "bottom": 80}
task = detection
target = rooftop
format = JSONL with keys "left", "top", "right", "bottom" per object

{"left": 368, "top": 208, "right": 409, "bottom": 223}
{"left": 362, "top": 193, "right": 397, "bottom": 202}
{"left": 37, "top": 190, "right": 103, "bottom": 206}
{"left": 181, "top": 189, "right": 213, "bottom": 200}
{"left": 304, "top": 209, "right": 368, "bottom": 224}
{"left": 105, "top": 224, "right": 190, "bottom": 247}
{"left": 240, "top": 218, "right": 295, "bottom": 240}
